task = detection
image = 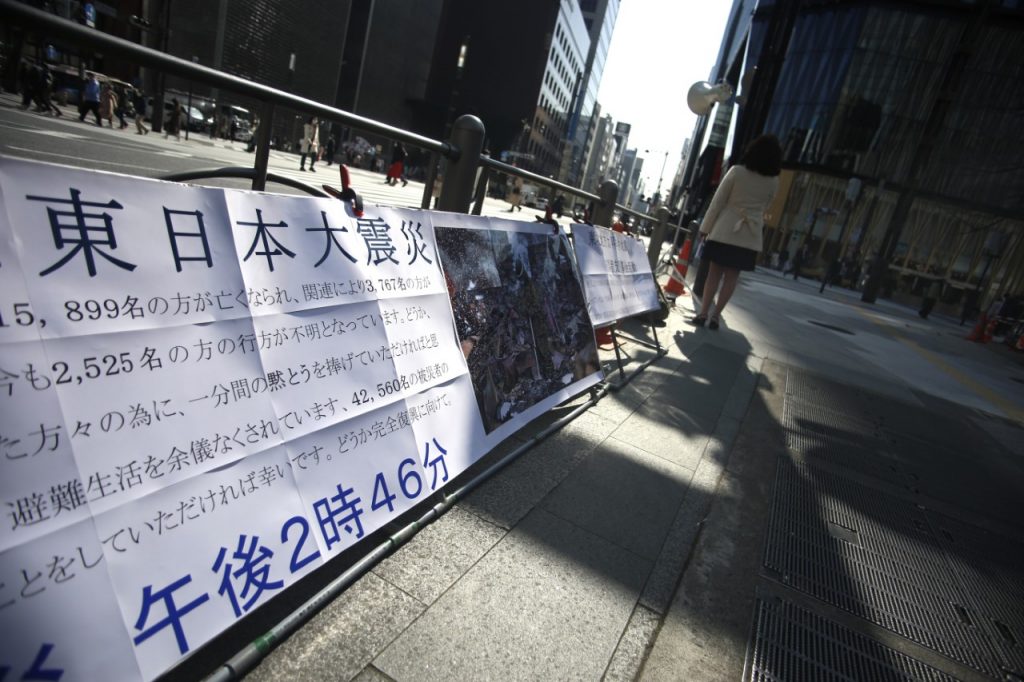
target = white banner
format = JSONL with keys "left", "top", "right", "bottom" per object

{"left": 0, "top": 158, "right": 607, "bottom": 680}
{"left": 0, "top": 158, "right": 482, "bottom": 680}
{"left": 95, "top": 446, "right": 317, "bottom": 680}
{"left": 569, "top": 223, "right": 660, "bottom": 327}
{"left": 0, "top": 518, "right": 142, "bottom": 681}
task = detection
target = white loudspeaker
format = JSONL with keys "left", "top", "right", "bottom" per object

{"left": 686, "top": 81, "right": 734, "bottom": 116}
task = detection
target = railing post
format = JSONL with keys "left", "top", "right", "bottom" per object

{"left": 421, "top": 150, "right": 441, "bottom": 209}
{"left": 647, "top": 207, "right": 670, "bottom": 271}
{"left": 438, "top": 114, "right": 484, "bottom": 214}
{"left": 591, "top": 180, "right": 618, "bottom": 228}
{"left": 251, "top": 102, "right": 275, "bottom": 191}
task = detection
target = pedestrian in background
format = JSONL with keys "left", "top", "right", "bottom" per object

{"left": 164, "top": 98, "right": 182, "bottom": 140}
{"left": 35, "top": 63, "right": 61, "bottom": 117}
{"left": 691, "top": 134, "right": 782, "bottom": 330}
{"left": 99, "top": 82, "right": 118, "bottom": 128}
{"left": 299, "top": 116, "right": 319, "bottom": 172}
{"left": 790, "top": 243, "right": 809, "bottom": 280}
{"left": 386, "top": 142, "right": 408, "bottom": 186}
{"left": 507, "top": 176, "right": 524, "bottom": 212}
{"left": 133, "top": 89, "right": 148, "bottom": 134}
{"left": 114, "top": 85, "right": 130, "bottom": 129}
{"left": 918, "top": 279, "right": 942, "bottom": 319}
{"left": 325, "top": 135, "right": 337, "bottom": 166}
{"left": 19, "top": 59, "right": 40, "bottom": 110}
{"left": 78, "top": 72, "right": 102, "bottom": 125}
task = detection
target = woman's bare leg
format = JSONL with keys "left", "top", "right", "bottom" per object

{"left": 711, "top": 268, "right": 742, "bottom": 318}
{"left": 699, "top": 262, "right": 723, "bottom": 317}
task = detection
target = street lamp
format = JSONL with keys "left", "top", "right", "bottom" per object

{"left": 644, "top": 149, "right": 670, "bottom": 205}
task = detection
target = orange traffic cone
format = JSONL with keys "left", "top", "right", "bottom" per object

{"left": 595, "top": 325, "right": 614, "bottom": 349}
{"left": 981, "top": 316, "right": 998, "bottom": 344}
{"left": 966, "top": 313, "right": 986, "bottom": 342}
{"left": 664, "top": 239, "right": 692, "bottom": 298}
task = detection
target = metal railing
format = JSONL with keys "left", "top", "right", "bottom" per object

{"left": 1, "top": 0, "right": 659, "bottom": 228}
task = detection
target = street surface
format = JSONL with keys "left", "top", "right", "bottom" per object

{"left": 0, "top": 94, "right": 550, "bottom": 220}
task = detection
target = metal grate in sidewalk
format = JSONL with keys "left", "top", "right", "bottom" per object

{"left": 929, "top": 515, "right": 1024, "bottom": 678}
{"left": 783, "top": 370, "right": 875, "bottom": 421}
{"left": 747, "top": 596, "right": 959, "bottom": 682}
{"left": 763, "top": 457, "right": 1003, "bottom": 676}
{"left": 783, "top": 396, "right": 887, "bottom": 443}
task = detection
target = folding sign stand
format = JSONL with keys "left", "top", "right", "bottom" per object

{"left": 602, "top": 285, "right": 670, "bottom": 391}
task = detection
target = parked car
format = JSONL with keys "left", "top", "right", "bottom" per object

{"left": 216, "top": 104, "right": 253, "bottom": 142}
{"left": 144, "top": 98, "right": 208, "bottom": 132}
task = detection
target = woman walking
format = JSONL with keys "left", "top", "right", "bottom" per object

{"left": 299, "top": 116, "right": 319, "bottom": 172}
{"left": 164, "top": 98, "right": 182, "bottom": 140}
{"left": 99, "top": 82, "right": 118, "bottom": 128}
{"left": 691, "top": 134, "right": 782, "bottom": 330}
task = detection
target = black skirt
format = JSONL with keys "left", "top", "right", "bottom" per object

{"left": 702, "top": 239, "right": 758, "bottom": 271}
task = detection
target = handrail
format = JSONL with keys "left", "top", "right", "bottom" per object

{"left": 160, "top": 168, "right": 330, "bottom": 197}
{"left": 481, "top": 157, "right": 601, "bottom": 205}
{"left": 481, "top": 156, "right": 656, "bottom": 223}
{"left": 0, "top": 0, "right": 451, "bottom": 158}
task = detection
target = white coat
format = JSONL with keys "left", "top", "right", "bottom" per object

{"left": 699, "top": 165, "right": 778, "bottom": 253}
{"left": 301, "top": 122, "right": 319, "bottom": 154}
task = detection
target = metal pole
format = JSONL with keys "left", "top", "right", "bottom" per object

{"left": 421, "top": 150, "right": 440, "bottom": 209}
{"left": 862, "top": 191, "right": 910, "bottom": 303}
{"left": 647, "top": 207, "right": 670, "bottom": 272}
{"left": 591, "top": 180, "right": 618, "bottom": 228}
{"left": 820, "top": 201, "right": 852, "bottom": 294}
{"left": 251, "top": 101, "right": 274, "bottom": 191}
{"left": 438, "top": 114, "right": 484, "bottom": 214}
{"left": 185, "top": 56, "right": 197, "bottom": 141}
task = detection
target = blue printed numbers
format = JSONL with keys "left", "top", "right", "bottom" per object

{"left": 313, "top": 439, "right": 451, "bottom": 553}
{"left": 398, "top": 458, "right": 422, "bottom": 498}
{"left": 280, "top": 516, "right": 321, "bottom": 573}
{"left": 371, "top": 473, "right": 397, "bottom": 513}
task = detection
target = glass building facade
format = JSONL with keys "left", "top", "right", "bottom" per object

{"left": 702, "top": 0, "right": 1024, "bottom": 305}
{"left": 760, "top": 3, "right": 1024, "bottom": 216}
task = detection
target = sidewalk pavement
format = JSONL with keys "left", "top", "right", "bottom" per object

{"left": 233, "top": 270, "right": 1023, "bottom": 681}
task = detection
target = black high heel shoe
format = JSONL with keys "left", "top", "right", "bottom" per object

{"left": 689, "top": 315, "right": 707, "bottom": 327}
{"left": 708, "top": 318, "right": 720, "bottom": 331}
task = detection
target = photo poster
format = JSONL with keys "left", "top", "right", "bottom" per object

{"left": 432, "top": 212, "right": 603, "bottom": 448}
{"left": 569, "top": 223, "right": 661, "bottom": 327}
{"left": 0, "top": 156, "right": 491, "bottom": 680}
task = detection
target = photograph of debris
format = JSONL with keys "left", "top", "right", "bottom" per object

{"left": 436, "top": 223, "right": 600, "bottom": 433}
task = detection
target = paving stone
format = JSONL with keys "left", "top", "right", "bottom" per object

{"left": 541, "top": 437, "right": 694, "bottom": 560}
{"left": 351, "top": 665, "right": 396, "bottom": 682}
{"left": 372, "top": 506, "right": 506, "bottom": 605}
{"left": 459, "top": 424, "right": 600, "bottom": 529}
{"left": 603, "top": 604, "right": 662, "bottom": 682}
{"left": 611, "top": 402, "right": 715, "bottom": 470}
{"left": 374, "top": 509, "right": 650, "bottom": 682}
{"left": 246, "top": 573, "right": 424, "bottom": 682}
{"left": 639, "top": 435, "right": 730, "bottom": 614}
